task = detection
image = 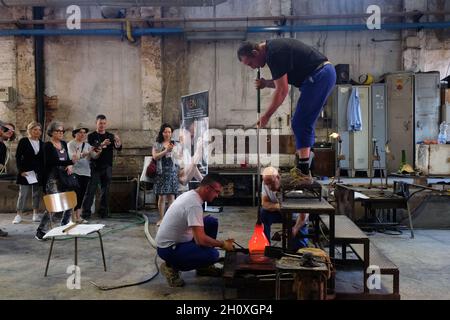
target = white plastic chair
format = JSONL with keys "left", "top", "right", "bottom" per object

{"left": 138, "top": 156, "right": 156, "bottom": 209}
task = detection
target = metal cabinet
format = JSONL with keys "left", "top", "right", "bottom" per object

{"left": 331, "top": 85, "right": 352, "bottom": 170}
{"left": 349, "top": 86, "right": 370, "bottom": 176}
{"left": 331, "top": 85, "right": 371, "bottom": 177}
{"left": 386, "top": 72, "right": 415, "bottom": 173}
{"left": 414, "top": 72, "right": 441, "bottom": 144}
{"left": 371, "top": 83, "right": 387, "bottom": 171}
{"left": 386, "top": 72, "right": 441, "bottom": 173}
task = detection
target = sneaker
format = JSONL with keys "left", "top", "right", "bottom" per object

{"left": 288, "top": 167, "right": 313, "bottom": 185}
{"left": 32, "top": 213, "right": 42, "bottom": 222}
{"left": 160, "top": 262, "right": 185, "bottom": 287}
{"left": 12, "top": 215, "right": 22, "bottom": 224}
{"left": 76, "top": 219, "right": 88, "bottom": 224}
{"left": 35, "top": 229, "right": 47, "bottom": 241}
{"left": 196, "top": 265, "right": 223, "bottom": 277}
{"left": 0, "top": 229, "right": 8, "bottom": 237}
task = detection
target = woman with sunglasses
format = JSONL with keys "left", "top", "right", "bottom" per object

{"left": 0, "top": 122, "right": 16, "bottom": 175}
{"left": 13, "top": 121, "right": 45, "bottom": 224}
{"left": 35, "top": 121, "right": 75, "bottom": 240}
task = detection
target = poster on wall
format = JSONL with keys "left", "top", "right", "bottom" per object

{"left": 181, "top": 91, "right": 209, "bottom": 119}
{"left": 179, "top": 91, "right": 209, "bottom": 189}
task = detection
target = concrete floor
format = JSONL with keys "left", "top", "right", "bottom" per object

{"left": 1, "top": 207, "right": 450, "bottom": 300}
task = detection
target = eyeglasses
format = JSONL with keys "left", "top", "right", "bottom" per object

{"left": 208, "top": 185, "right": 222, "bottom": 194}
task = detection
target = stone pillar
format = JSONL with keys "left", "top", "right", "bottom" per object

{"left": 0, "top": 36, "right": 17, "bottom": 127}
{"left": 16, "top": 37, "right": 37, "bottom": 130}
{"left": 0, "top": 8, "right": 35, "bottom": 174}
{"left": 141, "top": 7, "right": 163, "bottom": 144}
{"left": 161, "top": 6, "right": 188, "bottom": 127}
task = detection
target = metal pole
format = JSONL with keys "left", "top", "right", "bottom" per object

{"left": 33, "top": 7, "right": 45, "bottom": 128}
{"left": 369, "top": 139, "right": 376, "bottom": 188}
{"left": 2, "top": 11, "right": 449, "bottom": 25}
{"left": 256, "top": 68, "right": 261, "bottom": 224}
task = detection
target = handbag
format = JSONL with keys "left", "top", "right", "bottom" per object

{"left": 57, "top": 167, "right": 79, "bottom": 191}
{"left": 146, "top": 158, "right": 157, "bottom": 178}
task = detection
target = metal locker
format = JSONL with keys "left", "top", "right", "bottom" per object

{"left": 371, "top": 83, "right": 386, "bottom": 171}
{"left": 349, "top": 86, "right": 370, "bottom": 176}
{"left": 331, "top": 85, "right": 352, "bottom": 170}
{"left": 386, "top": 72, "right": 414, "bottom": 173}
{"left": 414, "top": 72, "right": 440, "bottom": 144}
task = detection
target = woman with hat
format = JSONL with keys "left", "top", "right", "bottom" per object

{"left": 68, "top": 123, "right": 101, "bottom": 223}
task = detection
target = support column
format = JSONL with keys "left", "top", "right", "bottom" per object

{"left": 141, "top": 7, "right": 163, "bottom": 143}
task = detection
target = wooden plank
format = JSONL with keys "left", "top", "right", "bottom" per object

{"left": 280, "top": 198, "right": 335, "bottom": 212}
{"left": 223, "top": 251, "right": 276, "bottom": 279}
{"left": 335, "top": 185, "right": 355, "bottom": 219}
{"left": 350, "top": 243, "right": 398, "bottom": 271}
{"left": 320, "top": 215, "right": 368, "bottom": 241}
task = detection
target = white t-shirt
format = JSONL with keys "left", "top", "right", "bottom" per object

{"left": 29, "top": 138, "right": 40, "bottom": 155}
{"left": 67, "top": 140, "right": 93, "bottom": 177}
{"left": 262, "top": 183, "right": 278, "bottom": 203}
{"left": 156, "top": 190, "right": 204, "bottom": 248}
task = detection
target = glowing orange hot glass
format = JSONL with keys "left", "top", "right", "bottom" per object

{"left": 248, "top": 223, "right": 270, "bottom": 258}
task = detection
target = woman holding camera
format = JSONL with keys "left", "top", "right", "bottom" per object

{"left": 152, "top": 124, "right": 179, "bottom": 226}
{"left": 68, "top": 123, "right": 101, "bottom": 224}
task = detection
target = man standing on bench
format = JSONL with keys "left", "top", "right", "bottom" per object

{"left": 261, "top": 167, "right": 309, "bottom": 250}
{"left": 237, "top": 39, "right": 336, "bottom": 183}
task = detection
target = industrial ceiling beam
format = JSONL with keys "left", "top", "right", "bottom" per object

{"left": 0, "top": 0, "right": 226, "bottom": 7}
{"left": 0, "top": 11, "right": 449, "bottom": 25}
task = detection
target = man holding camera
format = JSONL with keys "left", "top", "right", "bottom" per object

{"left": 82, "top": 114, "right": 122, "bottom": 219}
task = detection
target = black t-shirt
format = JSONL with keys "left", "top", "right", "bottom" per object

{"left": 88, "top": 131, "right": 122, "bottom": 168}
{"left": 0, "top": 141, "right": 6, "bottom": 166}
{"left": 266, "top": 38, "right": 328, "bottom": 88}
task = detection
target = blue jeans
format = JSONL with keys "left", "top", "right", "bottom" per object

{"left": 260, "top": 208, "right": 308, "bottom": 251}
{"left": 292, "top": 63, "right": 336, "bottom": 149}
{"left": 157, "top": 216, "right": 220, "bottom": 271}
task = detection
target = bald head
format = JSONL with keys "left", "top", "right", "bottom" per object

{"left": 262, "top": 166, "right": 280, "bottom": 191}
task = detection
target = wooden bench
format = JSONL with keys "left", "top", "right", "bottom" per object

{"left": 320, "top": 214, "right": 399, "bottom": 298}
{"left": 320, "top": 214, "right": 370, "bottom": 292}
{"left": 350, "top": 243, "right": 400, "bottom": 299}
